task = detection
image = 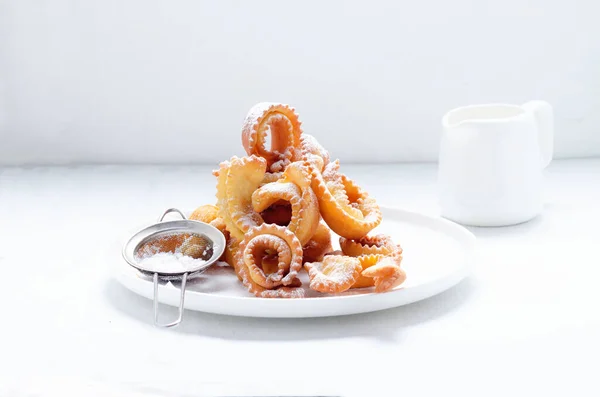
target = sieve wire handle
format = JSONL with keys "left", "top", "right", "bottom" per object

{"left": 153, "top": 272, "right": 188, "bottom": 328}
{"left": 158, "top": 208, "right": 187, "bottom": 222}
{"left": 152, "top": 208, "right": 189, "bottom": 327}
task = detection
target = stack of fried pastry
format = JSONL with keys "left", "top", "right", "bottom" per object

{"left": 189, "top": 102, "right": 406, "bottom": 298}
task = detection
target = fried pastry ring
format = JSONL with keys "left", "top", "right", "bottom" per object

{"left": 339, "top": 234, "right": 400, "bottom": 257}
{"left": 259, "top": 201, "right": 293, "bottom": 226}
{"left": 214, "top": 155, "right": 266, "bottom": 241}
{"left": 261, "top": 172, "right": 283, "bottom": 185}
{"left": 222, "top": 237, "right": 242, "bottom": 278}
{"left": 351, "top": 254, "right": 385, "bottom": 289}
{"left": 349, "top": 240, "right": 404, "bottom": 289}
{"left": 241, "top": 102, "right": 302, "bottom": 173}
{"left": 189, "top": 204, "right": 219, "bottom": 223}
{"left": 252, "top": 161, "right": 319, "bottom": 245}
{"left": 302, "top": 221, "right": 333, "bottom": 263}
{"left": 304, "top": 255, "right": 362, "bottom": 294}
{"left": 252, "top": 182, "right": 301, "bottom": 228}
{"left": 311, "top": 160, "right": 382, "bottom": 239}
{"left": 208, "top": 217, "right": 229, "bottom": 240}
{"left": 361, "top": 256, "right": 406, "bottom": 292}
{"left": 188, "top": 204, "right": 230, "bottom": 261}
{"left": 237, "top": 224, "right": 303, "bottom": 289}
{"left": 236, "top": 263, "right": 305, "bottom": 298}
{"left": 300, "top": 134, "right": 330, "bottom": 172}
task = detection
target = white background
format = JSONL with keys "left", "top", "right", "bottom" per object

{"left": 1, "top": 0, "right": 599, "bottom": 165}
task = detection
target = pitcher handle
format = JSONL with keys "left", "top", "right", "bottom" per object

{"left": 522, "top": 100, "right": 554, "bottom": 169}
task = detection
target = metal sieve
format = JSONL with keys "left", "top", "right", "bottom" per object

{"left": 122, "top": 208, "right": 226, "bottom": 328}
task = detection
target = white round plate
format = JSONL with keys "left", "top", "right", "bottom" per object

{"left": 113, "top": 206, "right": 476, "bottom": 318}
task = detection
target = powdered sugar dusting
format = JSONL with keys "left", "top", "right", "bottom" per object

{"left": 253, "top": 181, "right": 302, "bottom": 211}
{"left": 260, "top": 287, "right": 305, "bottom": 299}
{"left": 229, "top": 205, "right": 262, "bottom": 232}
{"left": 270, "top": 157, "right": 290, "bottom": 173}
{"left": 135, "top": 232, "right": 216, "bottom": 273}
{"left": 242, "top": 102, "right": 275, "bottom": 135}
{"left": 249, "top": 233, "right": 285, "bottom": 248}
{"left": 322, "top": 161, "right": 353, "bottom": 207}
{"left": 305, "top": 256, "right": 362, "bottom": 293}
{"left": 301, "top": 134, "right": 330, "bottom": 164}
{"left": 136, "top": 251, "right": 210, "bottom": 273}
{"left": 308, "top": 261, "right": 356, "bottom": 285}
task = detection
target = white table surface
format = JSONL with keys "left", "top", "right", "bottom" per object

{"left": 1, "top": 159, "right": 599, "bottom": 396}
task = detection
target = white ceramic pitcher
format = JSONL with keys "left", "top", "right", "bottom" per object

{"left": 438, "top": 101, "right": 553, "bottom": 227}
